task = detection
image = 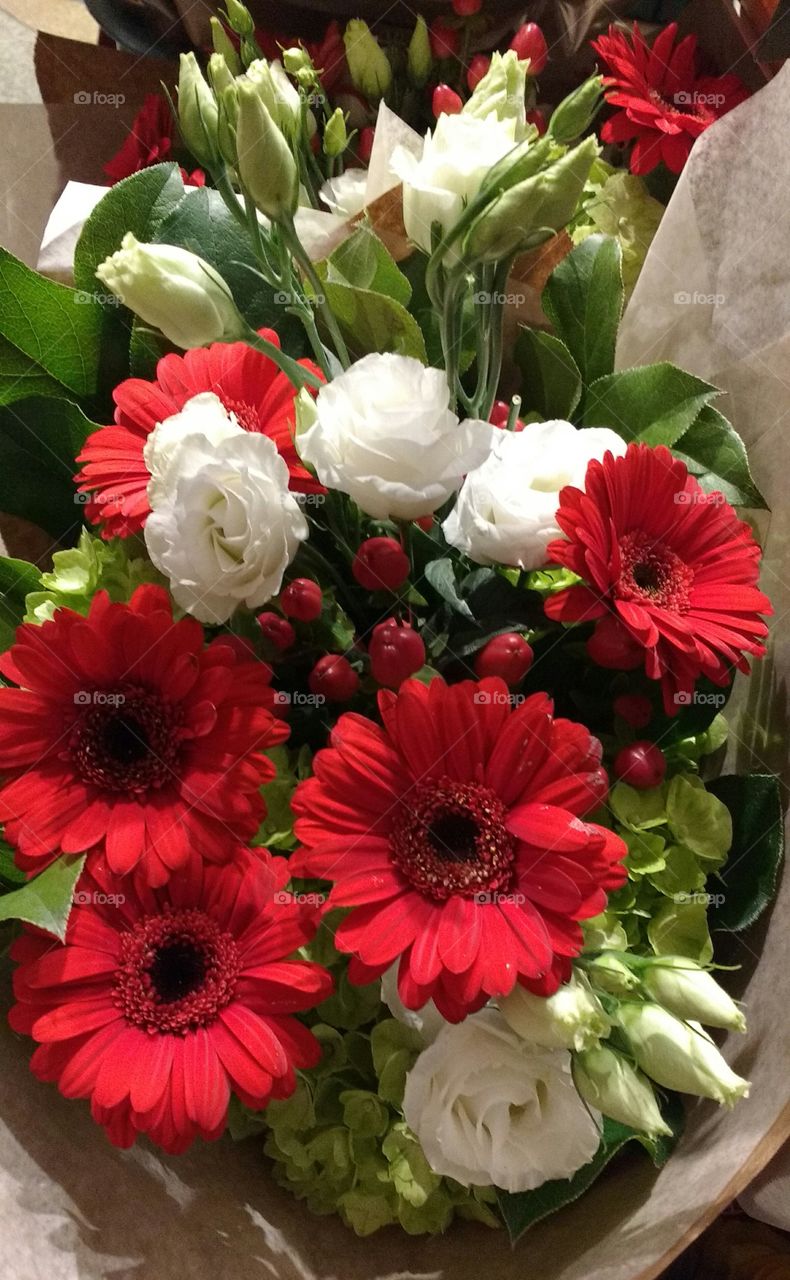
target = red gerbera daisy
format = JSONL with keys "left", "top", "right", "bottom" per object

{"left": 591, "top": 23, "right": 749, "bottom": 175}
{"left": 103, "top": 93, "right": 205, "bottom": 187}
{"left": 289, "top": 677, "right": 626, "bottom": 1022}
{"left": 75, "top": 333, "right": 324, "bottom": 539}
{"left": 0, "top": 585, "right": 288, "bottom": 886}
{"left": 9, "top": 849, "right": 332, "bottom": 1153}
{"left": 544, "top": 443, "right": 771, "bottom": 713}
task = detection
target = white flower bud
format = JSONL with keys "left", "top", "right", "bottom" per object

{"left": 586, "top": 954, "right": 640, "bottom": 995}
{"left": 574, "top": 1045, "right": 672, "bottom": 1138}
{"left": 618, "top": 1003, "right": 750, "bottom": 1107}
{"left": 235, "top": 82, "right": 299, "bottom": 222}
{"left": 177, "top": 53, "right": 220, "bottom": 169}
{"left": 499, "top": 972, "right": 611, "bottom": 1052}
{"left": 642, "top": 957, "right": 746, "bottom": 1032}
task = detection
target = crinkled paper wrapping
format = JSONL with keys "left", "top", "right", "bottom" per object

{"left": 1, "top": 72, "right": 790, "bottom": 1277}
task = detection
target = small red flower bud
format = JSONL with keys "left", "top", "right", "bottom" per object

{"left": 474, "top": 633, "right": 533, "bottom": 685}
{"left": 453, "top": 0, "right": 482, "bottom": 14}
{"left": 309, "top": 654, "right": 360, "bottom": 702}
{"left": 489, "top": 399, "right": 525, "bottom": 431}
{"left": 414, "top": 515, "right": 434, "bottom": 532}
{"left": 430, "top": 19, "right": 460, "bottom": 59}
{"left": 358, "top": 125, "right": 375, "bottom": 163}
{"left": 511, "top": 22, "right": 548, "bottom": 75}
{"left": 613, "top": 741, "right": 667, "bottom": 789}
{"left": 526, "top": 108, "right": 548, "bottom": 135}
{"left": 279, "top": 579, "right": 323, "bottom": 622}
{"left": 369, "top": 620, "right": 426, "bottom": 689}
{"left": 466, "top": 53, "right": 490, "bottom": 92}
{"left": 353, "top": 537, "right": 410, "bottom": 592}
{"left": 256, "top": 612, "right": 296, "bottom": 652}
{"left": 432, "top": 83, "right": 463, "bottom": 116}
{"left": 587, "top": 615, "right": 643, "bottom": 671}
{"left": 613, "top": 693, "right": 653, "bottom": 730}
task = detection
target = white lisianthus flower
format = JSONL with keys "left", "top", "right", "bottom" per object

{"left": 319, "top": 170, "right": 368, "bottom": 219}
{"left": 96, "top": 233, "right": 245, "bottom": 350}
{"left": 402, "top": 1007, "right": 601, "bottom": 1192}
{"left": 144, "top": 393, "right": 307, "bottom": 624}
{"left": 391, "top": 112, "right": 518, "bottom": 255}
{"left": 380, "top": 964, "right": 446, "bottom": 1045}
{"left": 499, "top": 972, "right": 611, "bottom": 1052}
{"left": 618, "top": 1003, "right": 750, "bottom": 1107}
{"left": 443, "top": 420, "right": 627, "bottom": 568}
{"left": 297, "top": 353, "right": 493, "bottom": 520}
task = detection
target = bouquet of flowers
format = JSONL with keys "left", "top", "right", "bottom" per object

{"left": 0, "top": 1, "right": 782, "bottom": 1247}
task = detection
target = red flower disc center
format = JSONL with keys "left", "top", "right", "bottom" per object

{"left": 616, "top": 530, "right": 694, "bottom": 613}
{"left": 115, "top": 909, "right": 241, "bottom": 1034}
{"left": 70, "top": 686, "right": 184, "bottom": 794}
{"left": 390, "top": 778, "right": 516, "bottom": 901}
{"left": 221, "top": 396, "right": 264, "bottom": 434}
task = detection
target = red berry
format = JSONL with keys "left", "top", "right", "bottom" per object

{"left": 309, "top": 654, "right": 360, "bottom": 702}
{"left": 613, "top": 741, "right": 667, "bottom": 790}
{"left": 369, "top": 620, "right": 426, "bottom": 688}
{"left": 256, "top": 612, "right": 296, "bottom": 652}
{"left": 279, "top": 578, "right": 323, "bottom": 622}
{"left": 613, "top": 693, "right": 653, "bottom": 730}
{"left": 510, "top": 22, "right": 548, "bottom": 75}
{"left": 466, "top": 54, "right": 490, "bottom": 91}
{"left": 489, "top": 399, "right": 525, "bottom": 431}
{"left": 353, "top": 537, "right": 410, "bottom": 592}
{"left": 358, "top": 126, "right": 375, "bottom": 163}
{"left": 430, "top": 19, "right": 460, "bottom": 59}
{"left": 526, "top": 108, "right": 548, "bottom": 136}
{"left": 432, "top": 83, "right": 463, "bottom": 116}
{"left": 453, "top": 0, "right": 482, "bottom": 14}
{"left": 587, "top": 615, "right": 643, "bottom": 671}
{"left": 414, "top": 515, "right": 434, "bottom": 532}
{"left": 474, "top": 633, "right": 533, "bottom": 685}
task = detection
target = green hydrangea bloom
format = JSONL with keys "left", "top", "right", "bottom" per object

{"left": 23, "top": 530, "right": 163, "bottom": 623}
{"left": 572, "top": 160, "right": 664, "bottom": 294}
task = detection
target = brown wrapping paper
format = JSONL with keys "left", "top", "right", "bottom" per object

{"left": 0, "top": 56, "right": 789, "bottom": 1280}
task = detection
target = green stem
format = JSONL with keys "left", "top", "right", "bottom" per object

{"left": 244, "top": 325, "right": 322, "bottom": 392}
{"left": 282, "top": 216, "right": 351, "bottom": 369}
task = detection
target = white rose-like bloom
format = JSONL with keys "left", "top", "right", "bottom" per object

{"left": 96, "top": 233, "right": 245, "bottom": 350}
{"left": 403, "top": 1007, "right": 601, "bottom": 1193}
{"left": 391, "top": 112, "right": 518, "bottom": 255}
{"left": 443, "top": 420, "right": 627, "bottom": 569}
{"left": 320, "top": 170, "right": 368, "bottom": 219}
{"left": 297, "top": 353, "right": 493, "bottom": 520}
{"left": 144, "top": 393, "right": 308, "bottom": 624}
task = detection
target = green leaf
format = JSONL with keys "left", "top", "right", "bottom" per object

{"left": 0, "top": 837, "right": 25, "bottom": 888}
{"left": 542, "top": 234, "right": 623, "bottom": 387}
{"left": 708, "top": 774, "right": 784, "bottom": 932}
{"left": 515, "top": 328, "right": 582, "bottom": 420}
{"left": 648, "top": 843, "right": 707, "bottom": 898}
{"left": 666, "top": 775, "right": 732, "bottom": 863}
{"left": 497, "top": 1099, "right": 683, "bottom": 1243}
{"left": 647, "top": 897, "right": 713, "bottom": 964}
{"left": 318, "top": 279, "right": 428, "bottom": 363}
{"left": 672, "top": 406, "right": 768, "bottom": 509}
{"left": 609, "top": 781, "right": 667, "bottom": 831}
{"left": 73, "top": 163, "right": 186, "bottom": 296}
{"left": 581, "top": 363, "right": 718, "bottom": 446}
{"left": 624, "top": 829, "right": 666, "bottom": 877}
{"left": 0, "top": 396, "right": 100, "bottom": 541}
{"left": 327, "top": 226, "right": 411, "bottom": 307}
{"left": 424, "top": 558, "right": 473, "bottom": 619}
{"left": 0, "top": 336, "right": 62, "bottom": 407}
{"left": 0, "top": 249, "right": 107, "bottom": 399}
{"left": 129, "top": 320, "right": 174, "bottom": 379}
{"left": 0, "top": 556, "right": 41, "bottom": 651}
{"left": 0, "top": 855, "right": 86, "bottom": 940}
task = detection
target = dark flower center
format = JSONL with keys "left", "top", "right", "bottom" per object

{"left": 616, "top": 530, "right": 694, "bottom": 613}
{"left": 70, "top": 686, "right": 184, "bottom": 794}
{"left": 115, "top": 909, "right": 240, "bottom": 1034}
{"left": 390, "top": 778, "right": 516, "bottom": 901}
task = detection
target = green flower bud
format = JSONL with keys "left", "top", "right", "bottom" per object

{"left": 586, "top": 953, "right": 640, "bottom": 995}
{"left": 465, "top": 135, "right": 599, "bottom": 263}
{"left": 324, "top": 108, "right": 348, "bottom": 158}
{"left": 642, "top": 957, "right": 746, "bottom": 1032}
{"left": 208, "top": 51, "right": 237, "bottom": 104}
{"left": 548, "top": 74, "right": 604, "bottom": 145}
{"left": 209, "top": 17, "right": 242, "bottom": 76}
{"left": 235, "top": 82, "right": 299, "bottom": 222}
{"left": 216, "top": 84, "right": 240, "bottom": 168}
{"left": 225, "top": 0, "right": 255, "bottom": 38}
{"left": 464, "top": 50, "right": 530, "bottom": 132}
{"left": 499, "top": 971, "right": 610, "bottom": 1051}
{"left": 344, "top": 20, "right": 392, "bottom": 100}
{"left": 96, "top": 233, "right": 245, "bottom": 349}
{"left": 245, "top": 58, "right": 301, "bottom": 135}
{"left": 618, "top": 1003, "right": 750, "bottom": 1106}
{"left": 340, "top": 1089, "right": 390, "bottom": 1138}
{"left": 177, "top": 52, "right": 220, "bottom": 169}
{"left": 574, "top": 1045, "right": 672, "bottom": 1138}
{"left": 282, "top": 46, "right": 318, "bottom": 89}
{"left": 407, "top": 15, "right": 432, "bottom": 88}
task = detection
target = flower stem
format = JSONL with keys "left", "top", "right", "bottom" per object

{"left": 243, "top": 326, "right": 322, "bottom": 392}
{"left": 282, "top": 216, "right": 351, "bottom": 370}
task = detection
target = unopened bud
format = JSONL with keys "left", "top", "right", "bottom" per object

{"left": 210, "top": 17, "right": 242, "bottom": 76}
{"left": 642, "top": 957, "right": 746, "bottom": 1033}
{"left": 235, "top": 82, "right": 299, "bottom": 221}
{"left": 225, "top": 0, "right": 255, "bottom": 39}
{"left": 344, "top": 19, "right": 392, "bottom": 100}
{"left": 574, "top": 1045, "right": 672, "bottom": 1138}
{"left": 323, "top": 108, "right": 348, "bottom": 158}
{"left": 177, "top": 53, "right": 220, "bottom": 170}
{"left": 549, "top": 74, "right": 604, "bottom": 145}
{"left": 500, "top": 972, "right": 610, "bottom": 1052}
{"left": 618, "top": 1003, "right": 750, "bottom": 1107}
{"left": 407, "top": 15, "right": 432, "bottom": 88}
